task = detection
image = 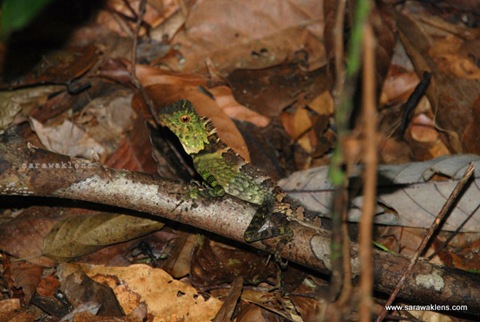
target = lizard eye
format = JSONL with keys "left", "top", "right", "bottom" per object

{"left": 180, "top": 115, "right": 191, "bottom": 123}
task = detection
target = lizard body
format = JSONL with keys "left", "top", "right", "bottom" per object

{"left": 157, "top": 99, "right": 293, "bottom": 242}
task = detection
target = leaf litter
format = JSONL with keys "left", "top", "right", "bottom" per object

{"left": 1, "top": 0, "right": 480, "bottom": 321}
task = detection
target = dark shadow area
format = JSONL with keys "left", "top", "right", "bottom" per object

{"left": 2, "top": 0, "right": 106, "bottom": 83}
{"left": 0, "top": 195, "right": 161, "bottom": 222}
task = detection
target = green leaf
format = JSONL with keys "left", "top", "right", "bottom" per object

{"left": 1, "top": 0, "right": 54, "bottom": 36}
{"left": 372, "top": 241, "right": 396, "bottom": 254}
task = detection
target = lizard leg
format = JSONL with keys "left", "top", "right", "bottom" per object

{"left": 189, "top": 174, "right": 226, "bottom": 199}
{"left": 244, "top": 199, "right": 292, "bottom": 242}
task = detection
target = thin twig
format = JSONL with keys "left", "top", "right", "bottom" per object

{"left": 329, "top": 0, "right": 349, "bottom": 302}
{"left": 427, "top": 202, "right": 480, "bottom": 260}
{"left": 332, "top": 0, "right": 347, "bottom": 101}
{"left": 130, "top": 0, "right": 147, "bottom": 88}
{"left": 376, "top": 162, "right": 475, "bottom": 322}
{"left": 359, "top": 21, "right": 376, "bottom": 322}
{"left": 129, "top": 0, "right": 160, "bottom": 124}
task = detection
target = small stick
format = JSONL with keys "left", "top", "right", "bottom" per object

{"left": 376, "top": 162, "right": 475, "bottom": 322}
{"left": 129, "top": 0, "right": 159, "bottom": 124}
{"left": 398, "top": 72, "right": 432, "bottom": 138}
{"left": 427, "top": 202, "right": 480, "bottom": 260}
{"left": 130, "top": 0, "right": 147, "bottom": 87}
{"left": 359, "top": 21, "right": 377, "bottom": 322}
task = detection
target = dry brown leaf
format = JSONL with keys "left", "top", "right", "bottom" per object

{"left": 36, "top": 276, "right": 61, "bottom": 297}
{"left": 167, "top": 234, "right": 196, "bottom": 279}
{"left": 409, "top": 113, "right": 438, "bottom": 143}
{"left": 228, "top": 65, "right": 329, "bottom": 119}
{"left": 283, "top": 105, "right": 316, "bottom": 156}
{"left": 297, "top": 133, "right": 314, "bottom": 155}
{"left": 160, "top": 0, "right": 325, "bottom": 75}
{"left": 0, "top": 299, "right": 32, "bottom": 322}
{"left": 378, "top": 135, "right": 412, "bottom": 164}
{"left": 292, "top": 106, "right": 312, "bottom": 140}
{"left": 239, "top": 290, "right": 301, "bottom": 321}
{"left": 407, "top": 113, "right": 450, "bottom": 159}
{"left": 450, "top": 238, "right": 480, "bottom": 271}
{"left": 104, "top": 111, "right": 158, "bottom": 174}
{"left": 429, "top": 35, "right": 480, "bottom": 80}
{"left": 0, "top": 309, "right": 34, "bottom": 322}
{"left": 308, "top": 91, "right": 334, "bottom": 115}
{"left": 0, "top": 93, "right": 21, "bottom": 133}
{"left": 208, "top": 85, "right": 270, "bottom": 127}
{"left": 78, "top": 90, "right": 136, "bottom": 155}
{"left": 30, "top": 118, "right": 106, "bottom": 160}
{"left": 135, "top": 63, "right": 207, "bottom": 88}
{"left": 394, "top": 5, "right": 480, "bottom": 149}
{"left": 56, "top": 263, "right": 124, "bottom": 316}
{"left": 235, "top": 304, "right": 267, "bottom": 322}
{"left": 212, "top": 276, "right": 243, "bottom": 322}
{"left": 380, "top": 66, "right": 420, "bottom": 105}
{"left": 0, "top": 86, "right": 62, "bottom": 133}
{"left": 190, "top": 238, "right": 276, "bottom": 287}
{"left": 97, "top": 0, "right": 180, "bottom": 37}
{"left": 0, "top": 207, "right": 59, "bottom": 267}
{"left": 0, "top": 299, "right": 21, "bottom": 313}
{"left": 11, "top": 262, "right": 43, "bottom": 304}
{"left": 81, "top": 263, "right": 223, "bottom": 320}
{"left": 1, "top": 45, "right": 99, "bottom": 90}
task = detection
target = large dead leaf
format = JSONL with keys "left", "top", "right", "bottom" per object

{"left": 280, "top": 154, "right": 480, "bottom": 232}
{"left": 81, "top": 263, "right": 223, "bottom": 320}
{"left": 56, "top": 263, "right": 125, "bottom": 317}
{"left": 104, "top": 109, "right": 158, "bottom": 174}
{"left": 98, "top": 0, "right": 180, "bottom": 38}
{"left": 227, "top": 64, "right": 329, "bottom": 119}
{"left": 30, "top": 118, "right": 106, "bottom": 160}
{"left": 394, "top": 4, "right": 480, "bottom": 146}
{"left": 429, "top": 35, "right": 480, "bottom": 80}
{"left": 42, "top": 213, "right": 164, "bottom": 261}
{"left": 0, "top": 207, "right": 60, "bottom": 267}
{"left": 0, "top": 86, "right": 62, "bottom": 133}
{"left": 10, "top": 261, "right": 43, "bottom": 304}
{"left": 159, "top": 0, "right": 325, "bottom": 75}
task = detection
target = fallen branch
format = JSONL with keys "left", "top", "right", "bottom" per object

{"left": 1, "top": 129, "right": 479, "bottom": 315}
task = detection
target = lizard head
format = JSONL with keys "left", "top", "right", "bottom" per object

{"left": 157, "top": 100, "right": 210, "bottom": 154}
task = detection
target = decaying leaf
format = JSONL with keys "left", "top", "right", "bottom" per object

{"left": 30, "top": 118, "right": 106, "bottom": 160}
{"left": 81, "top": 263, "right": 223, "bottom": 320}
{"left": 281, "top": 154, "right": 480, "bottom": 232}
{"left": 0, "top": 92, "right": 21, "bottom": 134}
{"left": 208, "top": 85, "right": 270, "bottom": 127}
{"left": 0, "top": 86, "right": 62, "bottom": 133}
{"left": 42, "top": 213, "right": 164, "bottom": 261}
{"left": 394, "top": 5, "right": 480, "bottom": 146}
{"left": 159, "top": 0, "right": 325, "bottom": 75}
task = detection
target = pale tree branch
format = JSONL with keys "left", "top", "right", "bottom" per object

{"left": 0, "top": 129, "right": 479, "bottom": 315}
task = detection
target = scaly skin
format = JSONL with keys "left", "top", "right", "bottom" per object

{"left": 157, "top": 99, "right": 293, "bottom": 242}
